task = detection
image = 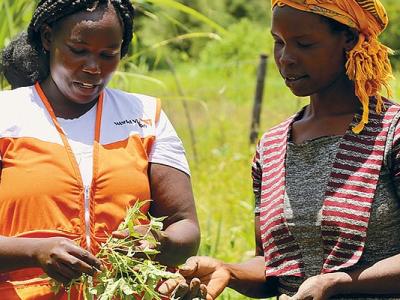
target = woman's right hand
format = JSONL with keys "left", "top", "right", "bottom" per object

{"left": 32, "top": 237, "right": 102, "bottom": 285}
{"left": 159, "top": 256, "right": 231, "bottom": 300}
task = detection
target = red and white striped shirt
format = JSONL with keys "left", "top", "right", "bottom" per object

{"left": 253, "top": 99, "right": 400, "bottom": 277}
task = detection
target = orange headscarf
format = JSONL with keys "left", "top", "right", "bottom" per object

{"left": 271, "top": 0, "right": 394, "bottom": 133}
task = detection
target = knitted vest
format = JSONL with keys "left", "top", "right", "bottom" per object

{"left": 258, "top": 99, "right": 400, "bottom": 277}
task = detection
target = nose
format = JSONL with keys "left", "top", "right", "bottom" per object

{"left": 82, "top": 55, "right": 101, "bottom": 75}
{"left": 278, "top": 45, "right": 297, "bottom": 66}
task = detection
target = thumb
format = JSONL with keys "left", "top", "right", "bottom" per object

{"left": 179, "top": 257, "right": 200, "bottom": 276}
{"left": 112, "top": 229, "right": 129, "bottom": 239}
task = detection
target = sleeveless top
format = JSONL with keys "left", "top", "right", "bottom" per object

{"left": 0, "top": 83, "right": 189, "bottom": 299}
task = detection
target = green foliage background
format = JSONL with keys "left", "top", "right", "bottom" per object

{"left": 0, "top": 1, "right": 399, "bottom": 300}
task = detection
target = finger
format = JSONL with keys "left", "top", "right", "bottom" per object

{"left": 133, "top": 224, "right": 151, "bottom": 236}
{"left": 199, "top": 284, "right": 207, "bottom": 300}
{"left": 57, "top": 252, "right": 98, "bottom": 276}
{"left": 188, "top": 278, "right": 201, "bottom": 299}
{"left": 112, "top": 229, "right": 130, "bottom": 239}
{"left": 46, "top": 268, "right": 73, "bottom": 286}
{"left": 67, "top": 246, "right": 102, "bottom": 271}
{"left": 172, "top": 282, "right": 189, "bottom": 300}
{"left": 278, "top": 294, "right": 291, "bottom": 300}
{"left": 180, "top": 257, "right": 199, "bottom": 276}
{"left": 136, "top": 240, "right": 151, "bottom": 250}
{"left": 58, "top": 261, "right": 82, "bottom": 279}
{"left": 158, "top": 278, "right": 184, "bottom": 295}
{"left": 46, "top": 260, "right": 79, "bottom": 283}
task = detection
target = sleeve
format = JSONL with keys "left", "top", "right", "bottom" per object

{"left": 252, "top": 141, "right": 262, "bottom": 214}
{"left": 148, "top": 110, "right": 190, "bottom": 176}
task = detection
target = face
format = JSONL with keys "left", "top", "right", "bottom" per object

{"left": 271, "top": 5, "right": 351, "bottom": 97}
{"left": 41, "top": 4, "right": 123, "bottom": 104}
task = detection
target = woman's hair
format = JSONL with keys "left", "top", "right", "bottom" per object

{"left": 0, "top": 0, "right": 135, "bottom": 89}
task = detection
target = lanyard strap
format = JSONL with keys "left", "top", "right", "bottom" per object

{"left": 34, "top": 82, "right": 103, "bottom": 187}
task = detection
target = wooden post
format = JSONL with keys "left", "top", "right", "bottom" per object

{"left": 250, "top": 54, "right": 268, "bottom": 144}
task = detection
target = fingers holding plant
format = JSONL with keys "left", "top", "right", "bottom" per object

{"left": 33, "top": 237, "right": 102, "bottom": 285}
{"left": 45, "top": 201, "right": 181, "bottom": 299}
{"left": 112, "top": 223, "right": 166, "bottom": 257}
{"left": 111, "top": 202, "right": 168, "bottom": 259}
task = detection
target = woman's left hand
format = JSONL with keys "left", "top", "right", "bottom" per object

{"left": 279, "top": 274, "right": 337, "bottom": 300}
{"left": 112, "top": 224, "right": 166, "bottom": 256}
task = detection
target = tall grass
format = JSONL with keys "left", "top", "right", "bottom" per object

{"left": 0, "top": 0, "right": 37, "bottom": 49}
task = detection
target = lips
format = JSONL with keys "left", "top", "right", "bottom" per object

{"left": 283, "top": 74, "right": 308, "bottom": 82}
{"left": 74, "top": 81, "right": 101, "bottom": 89}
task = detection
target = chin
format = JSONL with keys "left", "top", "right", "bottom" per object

{"left": 74, "top": 95, "right": 100, "bottom": 105}
{"left": 69, "top": 85, "right": 103, "bottom": 104}
{"left": 289, "top": 88, "right": 313, "bottom": 98}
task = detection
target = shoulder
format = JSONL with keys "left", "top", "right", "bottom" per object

{"left": 0, "top": 85, "right": 37, "bottom": 120}
{"left": 258, "top": 114, "right": 296, "bottom": 146}
{"left": 104, "top": 88, "right": 159, "bottom": 107}
{"left": 103, "top": 88, "right": 160, "bottom": 120}
{"left": 0, "top": 85, "right": 43, "bottom": 137}
{"left": 103, "top": 87, "right": 161, "bottom": 123}
{"left": 0, "top": 85, "right": 35, "bottom": 103}
{"left": 382, "top": 98, "right": 400, "bottom": 133}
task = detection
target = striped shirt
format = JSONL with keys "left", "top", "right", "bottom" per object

{"left": 253, "top": 98, "right": 400, "bottom": 297}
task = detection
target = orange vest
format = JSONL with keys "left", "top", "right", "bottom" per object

{"left": 0, "top": 83, "right": 161, "bottom": 299}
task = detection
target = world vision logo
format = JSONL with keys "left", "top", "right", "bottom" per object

{"left": 114, "top": 118, "right": 152, "bottom": 128}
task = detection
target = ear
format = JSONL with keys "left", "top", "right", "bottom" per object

{"left": 343, "top": 28, "right": 359, "bottom": 52}
{"left": 40, "top": 24, "right": 53, "bottom": 52}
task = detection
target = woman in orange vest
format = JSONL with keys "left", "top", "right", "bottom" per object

{"left": 0, "top": 0, "right": 200, "bottom": 299}
{"left": 160, "top": 0, "right": 400, "bottom": 299}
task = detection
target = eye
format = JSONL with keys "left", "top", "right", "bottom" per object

{"left": 273, "top": 38, "right": 284, "bottom": 46}
{"left": 68, "top": 46, "right": 86, "bottom": 55}
{"left": 101, "top": 51, "right": 120, "bottom": 59}
{"left": 297, "top": 42, "right": 314, "bottom": 48}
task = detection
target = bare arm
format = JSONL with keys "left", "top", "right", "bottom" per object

{"left": 328, "top": 254, "right": 400, "bottom": 297}
{"left": 148, "top": 163, "right": 200, "bottom": 266}
{"left": 225, "top": 256, "right": 278, "bottom": 298}
{"left": 285, "top": 254, "right": 400, "bottom": 299}
{"left": 226, "top": 215, "right": 277, "bottom": 297}
{"left": 0, "top": 236, "right": 101, "bottom": 284}
{"left": 0, "top": 236, "right": 38, "bottom": 272}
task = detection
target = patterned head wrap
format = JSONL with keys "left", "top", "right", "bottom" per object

{"left": 271, "top": 0, "right": 394, "bottom": 133}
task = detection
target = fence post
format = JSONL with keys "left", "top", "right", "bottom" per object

{"left": 250, "top": 54, "right": 268, "bottom": 144}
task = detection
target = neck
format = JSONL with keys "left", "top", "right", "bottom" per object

{"left": 40, "top": 77, "right": 98, "bottom": 119}
{"left": 306, "top": 75, "right": 360, "bottom": 119}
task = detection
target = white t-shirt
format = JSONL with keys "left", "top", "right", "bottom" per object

{"left": 57, "top": 104, "right": 190, "bottom": 187}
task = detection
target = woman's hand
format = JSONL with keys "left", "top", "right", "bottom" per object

{"left": 158, "top": 256, "right": 231, "bottom": 300}
{"left": 279, "top": 274, "right": 338, "bottom": 300}
{"left": 112, "top": 224, "right": 166, "bottom": 255}
{"left": 33, "top": 237, "right": 102, "bottom": 285}
{"left": 158, "top": 276, "right": 208, "bottom": 300}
